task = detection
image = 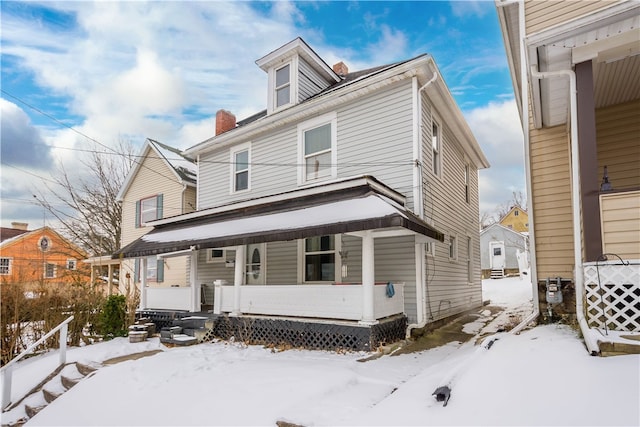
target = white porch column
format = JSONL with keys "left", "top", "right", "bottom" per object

{"left": 231, "top": 245, "right": 245, "bottom": 316}
{"left": 360, "top": 231, "right": 378, "bottom": 325}
{"left": 140, "top": 257, "right": 147, "bottom": 310}
{"left": 190, "top": 251, "right": 199, "bottom": 312}
{"left": 107, "top": 264, "right": 113, "bottom": 296}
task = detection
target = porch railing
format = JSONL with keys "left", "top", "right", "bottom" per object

{"left": 584, "top": 260, "right": 640, "bottom": 332}
{"left": 214, "top": 283, "right": 404, "bottom": 321}
{"left": 1, "top": 315, "right": 74, "bottom": 410}
{"left": 145, "top": 287, "right": 192, "bottom": 311}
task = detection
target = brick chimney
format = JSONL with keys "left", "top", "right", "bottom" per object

{"left": 11, "top": 222, "right": 28, "bottom": 230}
{"left": 333, "top": 61, "right": 349, "bottom": 77}
{"left": 216, "top": 109, "right": 236, "bottom": 136}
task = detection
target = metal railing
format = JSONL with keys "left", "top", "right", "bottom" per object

{"left": 1, "top": 315, "right": 74, "bottom": 410}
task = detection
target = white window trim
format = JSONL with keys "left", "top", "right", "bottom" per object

{"left": 66, "top": 259, "right": 77, "bottom": 270}
{"left": 229, "top": 142, "right": 251, "bottom": 194}
{"left": 206, "top": 249, "right": 226, "bottom": 264}
{"left": 297, "top": 235, "right": 341, "bottom": 283}
{"left": 425, "top": 241, "right": 436, "bottom": 257}
{"left": 44, "top": 263, "right": 57, "bottom": 279}
{"left": 297, "top": 112, "right": 338, "bottom": 185}
{"left": 432, "top": 113, "right": 443, "bottom": 180}
{"left": 267, "top": 58, "right": 298, "bottom": 114}
{"left": 449, "top": 233, "right": 458, "bottom": 262}
{"left": 146, "top": 256, "right": 158, "bottom": 282}
{"left": 0, "top": 257, "right": 12, "bottom": 275}
{"left": 140, "top": 195, "right": 159, "bottom": 224}
{"left": 466, "top": 234, "right": 473, "bottom": 284}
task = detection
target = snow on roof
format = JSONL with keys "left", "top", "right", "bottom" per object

{"left": 148, "top": 139, "right": 196, "bottom": 183}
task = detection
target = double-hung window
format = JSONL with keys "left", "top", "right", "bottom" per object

{"left": 136, "top": 194, "right": 163, "bottom": 227}
{"left": 275, "top": 64, "right": 291, "bottom": 108}
{"left": 449, "top": 234, "right": 457, "bottom": 261}
{"left": 432, "top": 118, "right": 442, "bottom": 178}
{"left": 230, "top": 143, "right": 250, "bottom": 193}
{"left": 298, "top": 113, "right": 337, "bottom": 184}
{"left": 66, "top": 259, "right": 77, "bottom": 270}
{"left": 44, "top": 263, "right": 56, "bottom": 278}
{"left": 303, "top": 235, "right": 336, "bottom": 282}
{"left": 0, "top": 257, "right": 11, "bottom": 275}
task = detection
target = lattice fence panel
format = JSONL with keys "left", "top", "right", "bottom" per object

{"left": 584, "top": 261, "right": 640, "bottom": 332}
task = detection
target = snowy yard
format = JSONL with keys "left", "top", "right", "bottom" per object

{"left": 3, "top": 277, "right": 639, "bottom": 426}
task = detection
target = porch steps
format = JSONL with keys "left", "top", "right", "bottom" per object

{"left": 490, "top": 269, "right": 505, "bottom": 279}
{"left": 2, "top": 361, "right": 100, "bottom": 427}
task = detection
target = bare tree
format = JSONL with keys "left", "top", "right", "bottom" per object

{"left": 481, "top": 190, "right": 528, "bottom": 229}
{"left": 35, "top": 140, "right": 136, "bottom": 256}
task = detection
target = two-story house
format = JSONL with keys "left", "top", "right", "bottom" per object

{"left": 496, "top": 0, "right": 639, "bottom": 354}
{"left": 116, "top": 38, "right": 489, "bottom": 350}
{"left": 116, "top": 138, "right": 197, "bottom": 304}
{"left": 0, "top": 223, "right": 89, "bottom": 286}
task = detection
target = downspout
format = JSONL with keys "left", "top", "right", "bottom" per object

{"left": 496, "top": 0, "right": 540, "bottom": 334}
{"left": 528, "top": 65, "right": 599, "bottom": 355}
{"left": 406, "top": 66, "right": 438, "bottom": 339}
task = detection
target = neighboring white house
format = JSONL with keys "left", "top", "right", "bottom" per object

{"left": 116, "top": 38, "right": 490, "bottom": 350}
{"left": 116, "top": 138, "right": 197, "bottom": 301}
{"left": 480, "top": 223, "right": 528, "bottom": 279}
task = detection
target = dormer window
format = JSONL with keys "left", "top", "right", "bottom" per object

{"left": 275, "top": 64, "right": 291, "bottom": 108}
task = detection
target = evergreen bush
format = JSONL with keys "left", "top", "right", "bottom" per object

{"left": 97, "top": 294, "right": 128, "bottom": 339}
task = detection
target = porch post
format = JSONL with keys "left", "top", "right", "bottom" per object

{"left": 231, "top": 245, "right": 245, "bottom": 316}
{"left": 107, "top": 264, "right": 113, "bottom": 296}
{"left": 190, "top": 251, "right": 199, "bottom": 312}
{"left": 140, "top": 257, "right": 147, "bottom": 310}
{"left": 575, "top": 60, "right": 602, "bottom": 261}
{"left": 360, "top": 231, "right": 377, "bottom": 325}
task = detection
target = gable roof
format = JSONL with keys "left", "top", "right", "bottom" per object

{"left": 499, "top": 205, "right": 528, "bottom": 221}
{"left": 0, "top": 227, "right": 29, "bottom": 243}
{"left": 0, "top": 226, "right": 87, "bottom": 256}
{"left": 186, "top": 45, "right": 490, "bottom": 169}
{"left": 480, "top": 223, "right": 527, "bottom": 239}
{"left": 117, "top": 139, "right": 197, "bottom": 202}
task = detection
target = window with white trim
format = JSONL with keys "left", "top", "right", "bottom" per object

{"left": 206, "top": 249, "right": 226, "bottom": 263}
{"left": 0, "top": 257, "right": 11, "bottom": 275}
{"left": 66, "top": 259, "right": 77, "bottom": 270}
{"left": 432, "top": 118, "right": 442, "bottom": 178}
{"left": 464, "top": 164, "right": 470, "bottom": 204}
{"left": 146, "top": 256, "right": 157, "bottom": 281}
{"left": 44, "top": 263, "right": 56, "bottom": 278}
{"left": 230, "top": 144, "right": 250, "bottom": 193}
{"left": 136, "top": 194, "right": 163, "bottom": 227}
{"left": 426, "top": 241, "right": 435, "bottom": 257}
{"left": 449, "top": 234, "right": 457, "bottom": 261}
{"left": 275, "top": 63, "right": 291, "bottom": 108}
{"left": 298, "top": 113, "right": 337, "bottom": 184}
{"left": 303, "top": 235, "right": 336, "bottom": 282}
{"left": 467, "top": 236, "right": 473, "bottom": 283}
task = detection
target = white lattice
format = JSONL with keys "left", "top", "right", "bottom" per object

{"left": 583, "top": 260, "right": 640, "bottom": 332}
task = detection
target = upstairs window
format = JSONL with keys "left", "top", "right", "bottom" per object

{"left": 449, "top": 235, "right": 457, "bottom": 261}
{"left": 432, "top": 118, "right": 442, "bottom": 178}
{"left": 0, "top": 257, "right": 11, "bottom": 275}
{"left": 231, "top": 144, "right": 250, "bottom": 193}
{"left": 275, "top": 64, "right": 291, "bottom": 108}
{"left": 298, "top": 113, "right": 337, "bottom": 184}
{"left": 514, "top": 209, "right": 519, "bottom": 216}
{"left": 136, "top": 194, "right": 163, "bottom": 227}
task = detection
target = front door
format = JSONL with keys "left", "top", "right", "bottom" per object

{"left": 490, "top": 241, "right": 505, "bottom": 269}
{"left": 246, "top": 244, "right": 265, "bottom": 285}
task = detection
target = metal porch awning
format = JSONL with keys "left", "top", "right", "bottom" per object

{"left": 114, "top": 180, "right": 444, "bottom": 259}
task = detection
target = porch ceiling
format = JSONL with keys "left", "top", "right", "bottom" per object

{"left": 114, "top": 181, "right": 444, "bottom": 259}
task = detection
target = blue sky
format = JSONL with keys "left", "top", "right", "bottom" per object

{"left": 0, "top": 0, "right": 524, "bottom": 228}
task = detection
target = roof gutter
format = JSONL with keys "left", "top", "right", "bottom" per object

{"left": 529, "top": 64, "right": 599, "bottom": 356}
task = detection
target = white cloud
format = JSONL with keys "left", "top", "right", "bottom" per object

{"left": 450, "top": 0, "right": 492, "bottom": 19}
{"left": 463, "top": 99, "right": 526, "bottom": 213}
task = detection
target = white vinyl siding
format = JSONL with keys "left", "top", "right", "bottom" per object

{"left": 525, "top": 0, "right": 611, "bottom": 35}
{"left": 298, "top": 58, "right": 332, "bottom": 102}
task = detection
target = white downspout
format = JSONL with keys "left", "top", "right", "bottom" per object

{"left": 496, "top": 0, "right": 540, "bottom": 334}
{"left": 407, "top": 66, "right": 438, "bottom": 339}
{"left": 528, "top": 65, "right": 599, "bottom": 355}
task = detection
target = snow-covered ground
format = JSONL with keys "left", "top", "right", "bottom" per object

{"left": 2, "top": 277, "right": 639, "bottom": 426}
